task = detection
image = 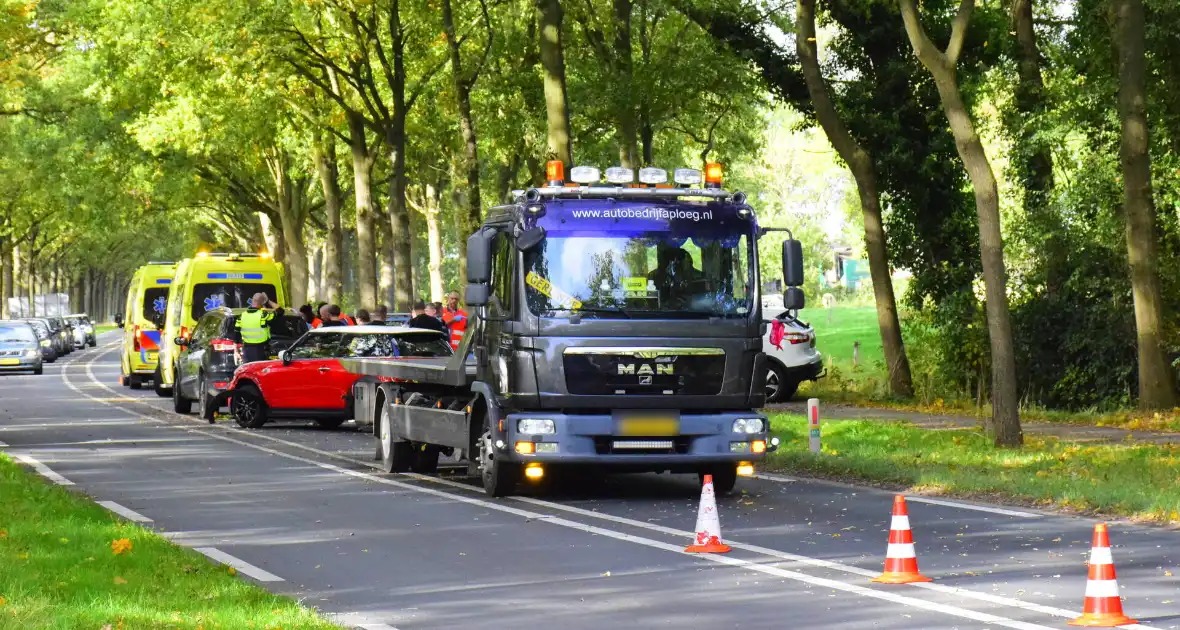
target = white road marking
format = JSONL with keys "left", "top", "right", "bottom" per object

{"left": 751, "top": 471, "right": 796, "bottom": 482}
{"left": 12, "top": 453, "right": 74, "bottom": 485}
{"left": 193, "top": 547, "right": 284, "bottom": 582}
{"left": 356, "top": 624, "right": 400, "bottom": 630}
{"left": 61, "top": 349, "right": 1090, "bottom": 627}
{"left": 97, "top": 500, "right": 153, "bottom": 523}
{"left": 904, "top": 496, "right": 1041, "bottom": 518}
{"left": 0, "top": 440, "right": 8, "bottom": 447}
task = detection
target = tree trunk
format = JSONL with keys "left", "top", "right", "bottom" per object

{"left": 797, "top": 0, "right": 914, "bottom": 398}
{"left": 0, "top": 237, "right": 10, "bottom": 319}
{"left": 899, "top": 0, "right": 1022, "bottom": 446}
{"left": 613, "top": 0, "right": 638, "bottom": 168}
{"left": 442, "top": 0, "right": 486, "bottom": 251}
{"left": 425, "top": 183, "right": 446, "bottom": 302}
{"left": 270, "top": 152, "right": 309, "bottom": 307}
{"left": 379, "top": 216, "right": 397, "bottom": 308}
{"left": 313, "top": 135, "right": 345, "bottom": 301}
{"left": 387, "top": 131, "right": 413, "bottom": 312}
{"left": 537, "top": 0, "right": 573, "bottom": 166}
{"left": 1114, "top": 0, "right": 1178, "bottom": 409}
{"left": 348, "top": 111, "right": 378, "bottom": 309}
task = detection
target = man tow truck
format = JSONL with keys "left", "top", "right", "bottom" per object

{"left": 344, "top": 161, "right": 806, "bottom": 497}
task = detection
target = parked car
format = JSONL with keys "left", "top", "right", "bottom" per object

{"left": 46, "top": 317, "right": 72, "bottom": 356}
{"left": 171, "top": 307, "right": 310, "bottom": 420}
{"left": 24, "top": 319, "right": 58, "bottom": 363}
{"left": 27, "top": 318, "right": 69, "bottom": 357}
{"left": 762, "top": 304, "right": 823, "bottom": 402}
{"left": 65, "top": 314, "right": 97, "bottom": 347}
{"left": 222, "top": 326, "right": 453, "bottom": 429}
{"left": 384, "top": 312, "right": 412, "bottom": 326}
{"left": 0, "top": 320, "right": 44, "bottom": 375}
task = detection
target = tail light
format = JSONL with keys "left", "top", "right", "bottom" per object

{"left": 212, "top": 381, "right": 229, "bottom": 389}
{"left": 179, "top": 326, "right": 189, "bottom": 342}
{"left": 785, "top": 331, "right": 811, "bottom": 345}
{"left": 132, "top": 325, "right": 141, "bottom": 351}
{"left": 211, "top": 338, "right": 239, "bottom": 352}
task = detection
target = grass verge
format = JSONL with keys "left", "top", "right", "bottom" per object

{"left": 766, "top": 413, "right": 1180, "bottom": 524}
{"left": 0, "top": 453, "right": 342, "bottom": 630}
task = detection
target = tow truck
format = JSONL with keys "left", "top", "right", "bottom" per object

{"left": 344, "top": 162, "right": 806, "bottom": 497}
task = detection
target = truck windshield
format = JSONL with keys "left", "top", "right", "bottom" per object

{"left": 523, "top": 204, "right": 755, "bottom": 318}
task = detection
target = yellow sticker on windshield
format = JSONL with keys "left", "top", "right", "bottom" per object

{"left": 526, "top": 271, "right": 583, "bottom": 310}
{"left": 621, "top": 277, "right": 647, "bottom": 292}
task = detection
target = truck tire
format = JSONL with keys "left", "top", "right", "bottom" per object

{"left": 172, "top": 377, "right": 192, "bottom": 414}
{"left": 765, "top": 362, "right": 798, "bottom": 403}
{"left": 378, "top": 403, "right": 412, "bottom": 473}
{"left": 128, "top": 375, "right": 143, "bottom": 390}
{"left": 314, "top": 417, "right": 346, "bottom": 430}
{"left": 153, "top": 365, "right": 172, "bottom": 397}
{"left": 479, "top": 427, "right": 520, "bottom": 497}
{"left": 230, "top": 384, "right": 268, "bottom": 429}
{"left": 700, "top": 466, "right": 738, "bottom": 496}
{"left": 410, "top": 444, "right": 441, "bottom": 474}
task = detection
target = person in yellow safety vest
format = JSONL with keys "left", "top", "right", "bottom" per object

{"left": 237, "top": 293, "right": 285, "bottom": 364}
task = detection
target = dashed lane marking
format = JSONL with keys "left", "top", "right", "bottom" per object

{"left": 193, "top": 547, "right": 284, "bottom": 582}
{"left": 905, "top": 495, "right": 1040, "bottom": 518}
{"left": 12, "top": 453, "right": 73, "bottom": 485}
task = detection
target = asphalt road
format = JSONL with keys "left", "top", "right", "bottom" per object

{"left": 2, "top": 332, "right": 1178, "bottom": 629}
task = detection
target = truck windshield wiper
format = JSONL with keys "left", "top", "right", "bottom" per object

{"left": 564, "top": 307, "right": 633, "bottom": 319}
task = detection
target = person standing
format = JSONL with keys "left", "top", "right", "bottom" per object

{"left": 408, "top": 300, "right": 448, "bottom": 335}
{"left": 370, "top": 305, "right": 388, "bottom": 326}
{"left": 441, "top": 290, "right": 468, "bottom": 350}
{"left": 237, "top": 293, "right": 284, "bottom": 364}
{"left": 356, "top": 309, "right": 372, "bottom": 325}
{"left": 319, "top": 304, "right": 346, "bottom": 327}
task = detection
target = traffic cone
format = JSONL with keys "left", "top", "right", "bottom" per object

{"left": 872, "top": 495, "right": 932, "bottom": 584}
{"left": 685, "top": 474, "right": 731, "bottom": 553}
{"left": 1069, "top": 523, "right": 1136, "bottom": 627}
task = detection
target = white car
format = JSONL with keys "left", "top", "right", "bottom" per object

{"left": 762, "top": 302, "right": 823, "bottom": 402}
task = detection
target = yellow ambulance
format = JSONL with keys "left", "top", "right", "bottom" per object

{"left": 119, "top": 262, "right": 177, "bottom": 389}
{"left": 157, "top": 253, "right": 288, "bottom": 392}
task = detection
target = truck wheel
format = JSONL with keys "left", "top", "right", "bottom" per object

{"left": 172, "top": 377, "right": 192, "bottom": 414}
{"left": 314, "top": 417, "right": 346, "bottom": 430}
{"left": 231, "top": 384, "right": 268, "bottom": 429}
{"left": 410, "top": 444, "right": 441, "bottom": 474}
{"left": 765, "top": 363, "right": 798, "bottom": 403}
{"left": 128, "top": 375, "right": 143, "bottom": 390}
{"left": 479, "top": 428, "right": 520, "bottom": 497}
{"left": 153, "top": 365, "right": 172, "bottom": 397}
{"left": 378, "top": 403, "right": 412, "bottom": 473}
{"left": 700, "top": 466, "right": 738, "bottom": 496}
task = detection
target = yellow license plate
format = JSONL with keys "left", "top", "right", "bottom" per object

{"left": 269, "top": 355, "right": 278, "bottom": 360}
{"left": 0, "top": 358, "right": 19, "bottom": 366}
{"left": 616, "top": 412, "right": 680, "bottom": 436}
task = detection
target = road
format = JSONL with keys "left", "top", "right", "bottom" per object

{"left": 1, "top": 332, "right": 1178, "bottom": 629}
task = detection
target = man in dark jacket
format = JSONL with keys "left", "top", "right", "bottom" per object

{"left": 407, "top": 300, "right": 447, "bottom": 335}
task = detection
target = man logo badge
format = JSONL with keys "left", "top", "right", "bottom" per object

{"left": 617, "top": 363, "right": 674, "bottom": 376}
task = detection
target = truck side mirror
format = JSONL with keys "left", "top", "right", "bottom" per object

{"left": 782, "top": 239, "right": 804, "bottom": 287}
{"left": 784, "top": 287, "right": 805, "bottom": 310}
{"left": 465, "top": 284, "right": 489, "bottom": 307}
{"left": 467, "top": 230, "right": 493, "bottom": 284}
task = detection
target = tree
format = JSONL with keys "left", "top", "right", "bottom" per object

{"left": 1113, "top": 0, "right": 1177, "bottom": 409}
{"left": 537, "top": 0, "right": 573, "bottom": 165}
{"left": 898, "top": 0, "right": 1021, "bottom": 446}
{"left": 796, "top": 0, "right": 914, "bottom": 398}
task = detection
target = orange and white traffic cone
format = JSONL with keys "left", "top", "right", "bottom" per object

{"left": 1069, "top": 523, "right": 1136, "bottom": 627}
{"left": 872, "top": 495, "right": 932, "bottom": 584}
{"left": 685, "top": 474, "right": 731, "bottom": 553}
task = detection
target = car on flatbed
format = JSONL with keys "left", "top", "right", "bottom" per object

{"left": 220, "top": 325, "right": 453, "bottom": 430}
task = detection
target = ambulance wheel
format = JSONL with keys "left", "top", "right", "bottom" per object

{"left": 153, "top": 365, "right": 172, "bottom": 397}
{"left": 479, "top": 426, "right": 520, "bottom": 498}
{"left": 378, "top": 402, "right": 412, "bottom": 473}
{"left": 699, "top": 466, "right": 738, "bottom": 497}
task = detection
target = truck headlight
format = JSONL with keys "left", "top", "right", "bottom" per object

{"left": 517, "top": 418, "right": 556, "bottom": 435}
{"left": 732, "top": 418, "right": 765, "bottom": 434}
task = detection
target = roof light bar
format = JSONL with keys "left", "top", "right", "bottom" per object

{"left": 674, "top": 168, "right": 703, "bottom": 186}
{"left": 604, "top": 167, "right": 634, "bottom": 184}
{"left": 638, "top": 167, "right": 667, "bottom": 185}
{"left": 570, "top": 166, "right": 600, "bottom": 184}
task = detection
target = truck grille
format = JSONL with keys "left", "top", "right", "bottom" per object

{"left": 563, "top": 351, "right": 725, "bottom": 396}
{"left": 0, "top": 350, "right": 21, "bottom": 357}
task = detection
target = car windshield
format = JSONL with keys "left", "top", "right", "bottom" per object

{"left": 0, "top": 325, "right": 35, "bottom": 343}
{"left": 341, "top": 332, "right": 453, "bottom": 358}
{"left": 524, "top": 202, "right": 755, "bottom": 319}
{"left": 192, "top": 283, "right": 277, "bottom": 320}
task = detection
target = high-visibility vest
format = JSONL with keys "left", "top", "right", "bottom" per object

{"left": 443, "top": 308, "right": 467, "bottom": 350}
{"left": 237, "top": 309, "right": 274, "bottom": 344}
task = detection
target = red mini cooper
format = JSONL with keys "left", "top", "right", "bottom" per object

{"left": 222, "top": 325, "right": 453, "bottom": 429}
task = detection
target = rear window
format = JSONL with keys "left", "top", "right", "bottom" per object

{"left": 142, "top": 288, "right": 170, "bottom": 323}
{"left": 340, "top": 332, "right": 453, "bottom": 358}
{"left": 192, "top": 283, "right": 277, "bottom": 320}
{"left": 0, "top": 325, "right": 35, "bottom": 343}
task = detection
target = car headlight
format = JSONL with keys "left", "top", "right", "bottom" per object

{"left": 40, "top": 340, "right": 50, "bottom": 347}
{"left": 25, "top": 349, "right": 40, "bottom": 358}
{"left": 517, "top": 418, "right": 556, "bottom": 435}
{"left": 732, "top": 418, "right": 765, "bottom": 434}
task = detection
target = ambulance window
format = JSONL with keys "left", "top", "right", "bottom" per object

{"left": 191, "top": 283, "right": 277, "bottom": 320}
{"left": 142, "top": 288, "right": 169, "bottom": 323}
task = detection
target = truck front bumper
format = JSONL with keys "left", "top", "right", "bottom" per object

{"left": 497, "top": 411, "right": 769, "bottom": 468}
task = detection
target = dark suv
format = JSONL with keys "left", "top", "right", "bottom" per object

{"left": 24, "top": 319, "right": 58, "bottom": 363}
{"left": 172, "top": 307, "right": 309, "bottom": 420}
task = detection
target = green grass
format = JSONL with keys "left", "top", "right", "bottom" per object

{"left": 0, "top": 453, "right": 343, "bottom": 630}
{"left": 806, "top": 305, "right": 883, "bottom": 367}
{"left": 766, "top": 413, "right": 1180, "bottom": 523}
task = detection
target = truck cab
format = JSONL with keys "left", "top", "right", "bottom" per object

{"left": 348, "top": 162, "right": 806, "bottom": 497}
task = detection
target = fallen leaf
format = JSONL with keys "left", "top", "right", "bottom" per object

{"left": 601, "top": 571, "right": 611, "bottom": 577}
{"left": 227, "top": 567, "right": 237, "bottom": 576}
{"left": 0, "top": 529, "right": 7, "bottom": 538}
{"left": 113, "top": 576, "right": 127, "bottom": 585}
{"left": 1166, "top": 570, "right": 1173, "bottom": 577}
{"left": 0, "top": 595, "right": 6, "bottom": 606}
{"left": 110, "top": 538, "right": 133, "bottom": 555}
